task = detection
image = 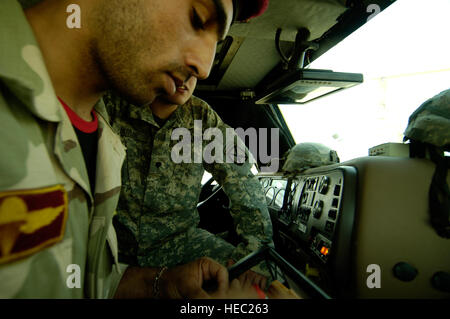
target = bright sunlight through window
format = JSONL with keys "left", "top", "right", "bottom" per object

{"left": 279, "top": 0, "right": 450, "bottom": 161}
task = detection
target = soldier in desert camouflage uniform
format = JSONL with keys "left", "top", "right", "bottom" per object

{"left": 104, "top": 76, "right": 274, "bottom": 270}
{"left": 0, "top": 0, "right": 267, "bottom": 299}
{"left": 0, "top": 0, "right": 127, "bottom": 298}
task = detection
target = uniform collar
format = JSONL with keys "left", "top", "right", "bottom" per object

{"left": 123, "top": 96, "right": 200, "bottom": 129}
{"left": 173, "top": 96, "right": 199, "bottom": 129}
{"left": 94, "top": 98, "right": 111, "bottom": 124}
{"left": 126, "top": 101, "right": 159, "bottom": 127}
{"left": 0, "top": 0, "right": 63, "bottom": 123}
{"left": 125, "top": 100, "right": 181, "bottom": 129}
{"left": 172, "top": 101, "right": 191, "bottom": 128}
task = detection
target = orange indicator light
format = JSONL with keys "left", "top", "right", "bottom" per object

{"left": 320, "top": 246, "right": 329, "bottom": 256}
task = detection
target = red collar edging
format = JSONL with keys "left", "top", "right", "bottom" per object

{"left": 58, "top": 97, "right": 98, "bottom": 133}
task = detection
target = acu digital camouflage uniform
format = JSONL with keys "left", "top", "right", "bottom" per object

{"left": 0, "top": 0, "right": 127, "bottom": 298}
{"left": 403, "top": 88, "right": 450, "bottom": 148}
{"left": 403, "top": 88, "right": 450, "bottom": 238}
{"left": 104, "top": 92, "right": 274, "bottom": 268}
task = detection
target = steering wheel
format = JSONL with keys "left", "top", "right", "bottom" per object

{"left": 196, "top": 177, "right": 237, "bottom": 239}
{"left": 197, "top": 177, "right": 226, "bottom": 208}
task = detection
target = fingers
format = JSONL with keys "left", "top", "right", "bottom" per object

{"left": 198, "top": 257, "right": 229, "bottom": 297}
{"left": 190, "top": 287, "right": 213, "bottom": 299}
{"left": 226, "top": 259, "right": 235, "bottom": 267}
{"left": 237, "top": 269, "right": 268, "bottom": 290}
{"left": 215, "top": 266, "right": 229, "bottom": 294}
{"left": 224, "top": 278, "right": 261, "bottom": 299}
{"left": 200, "top": 257, "right": 229, "bottom": 287}
{"left": 165, "top": 257, "right": 270, "bottom": 299}
{"left": 230, "top": 278, "right": 242, "bottom": 290}
{"left": 266, "top": 280, "right": 302, "bottom": 299}
{"left": 256, "top": 274, "right": 267, "bottom": 289}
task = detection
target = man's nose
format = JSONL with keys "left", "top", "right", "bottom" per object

{"left": 184, "top": 36, "right": 217, "bottom": 80}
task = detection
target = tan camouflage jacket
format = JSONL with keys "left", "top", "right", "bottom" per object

{"left": 0, "top": 0, "right": 126, "bottom": 298}
{"left": 104, "top": 93, "right": 274, "bottom": 266}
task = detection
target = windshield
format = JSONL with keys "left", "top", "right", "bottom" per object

{"left": 279, "top": 0, "right": 450, "bottom": 161}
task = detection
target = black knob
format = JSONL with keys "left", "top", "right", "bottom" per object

{"left": 313, "top": 200, "right": 324, "bottom": 218}
{"left": 393, "top": 262, "right": 418, "bottom": 282}
{"left": 319, "top": 176, "right": 330, "bottom": 194}
{"left": 431, "top": 271, "right": 450, "bottom": 293}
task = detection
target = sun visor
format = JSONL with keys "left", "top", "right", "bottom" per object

{"left": 229, "top": 0, "right": 348, "bottom": 41}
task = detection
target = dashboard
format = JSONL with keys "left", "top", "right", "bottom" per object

{"left": 258, "top": 157, "right": 450, "bottom": 298}
{"left": 260, "top": 167, "right": 357, "bottom": 297}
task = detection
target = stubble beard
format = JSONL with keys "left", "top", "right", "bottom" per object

{"left": 89, "top": 0, "right": 159, "bottom": 107}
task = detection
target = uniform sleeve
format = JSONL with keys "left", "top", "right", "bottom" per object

{"left": 201, "top": 104, "right": 274, "bottom": 262}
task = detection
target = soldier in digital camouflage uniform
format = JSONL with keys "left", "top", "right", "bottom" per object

{"left": 0, "top": 0, "right": 267, "bottom": 299}
{"left": 104, "top": 77, "right": 274, "bottom": 269}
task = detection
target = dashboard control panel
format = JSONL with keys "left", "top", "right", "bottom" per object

{"left": 258, "top": 166, "right": 357, "bottom": 297}
{"left": 292, "top": 171, "right": 348, "bottom": 263}
{"left": 258, "top": 157, "right": 450, "bottom": 298}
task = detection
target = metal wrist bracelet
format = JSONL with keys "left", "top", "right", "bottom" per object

{"left": 153, "top": 266, "right": 168, "bottom": 299}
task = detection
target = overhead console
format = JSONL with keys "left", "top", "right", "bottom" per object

{"left": 259, "top": 156, "right": 450, "bottom": 298}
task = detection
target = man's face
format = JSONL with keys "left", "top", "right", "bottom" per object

{"left": 90, "top": 0, "right": 233, "bottom": 106}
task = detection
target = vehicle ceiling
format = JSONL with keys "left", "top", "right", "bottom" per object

{"left": 197, "top": 0, "right": 396, "bottom": 97}
{"left": 198, "top": 0, "right": 349, "bottom": 92}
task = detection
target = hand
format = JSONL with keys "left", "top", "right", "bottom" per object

{"left": 160, "top": 257, "right": 229, "bottom": 299}
{"left": 227, "top": 259, "right": 268, "bottom": 290}
{"left": 266, "top": 280, "right": 302, "bottom": 299}
{"left": 215, "top": 278, "right": 263, "bottom": 299}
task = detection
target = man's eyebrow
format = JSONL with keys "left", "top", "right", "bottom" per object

{"left": 211, "top": 0, "right": 229, "bottom": 41}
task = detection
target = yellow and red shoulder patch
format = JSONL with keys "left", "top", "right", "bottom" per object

{"left": 0, "top": 185, "right": 68, "bottom": 264}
